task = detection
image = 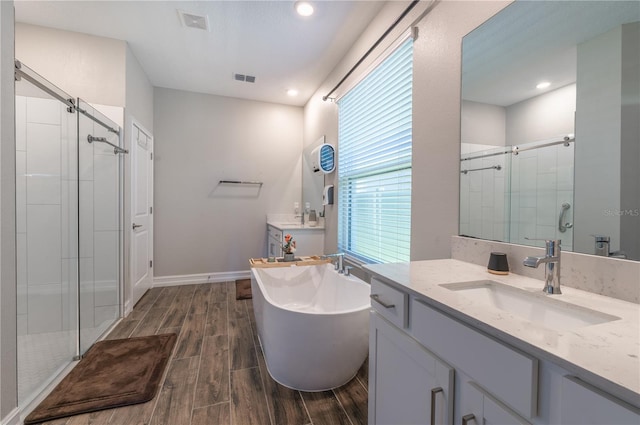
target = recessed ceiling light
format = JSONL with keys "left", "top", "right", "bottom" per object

{"left": 295, "top": 1, "right": 314, "bottom": 17}
{"left": 536, "top": 81, "right": 551, "bottom": 89}
{"left": 287, "top": 89, "right": 299, "bottom": 97}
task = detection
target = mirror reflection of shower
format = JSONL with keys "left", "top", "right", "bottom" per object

{"left": 14, "top": 61, "right": 125, "bottom": 408}
{"left": 459, "top": 136, "right": 575, "bottom": 251}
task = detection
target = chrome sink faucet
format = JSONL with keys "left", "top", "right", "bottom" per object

{"left": 322, "top": 253, "right": 344, "bottom": 273}
{"left": 523, "top": 240, "right": 562, "bottom": 294}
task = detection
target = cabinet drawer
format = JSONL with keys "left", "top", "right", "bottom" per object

{"left": 371, "top": 278, "right": 408, "bottom": 329}
{"left": 561, "top": 376, "right": 640, "bottom": 424}
{"left": 267, "top": 225, "right": 282, "bottom": 241}
{"left": 411, "top": 299, "right": 538, "bottom": 419}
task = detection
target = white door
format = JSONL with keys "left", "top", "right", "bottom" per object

{"left": 131, "top": 121, "right": 153, "bottom": 306}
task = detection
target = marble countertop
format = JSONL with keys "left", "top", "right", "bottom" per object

{"left": 364, "top": 259, "right": 640, "bottom": 407}
{"left": 267, "top": 221, "right": 325, "bottom": 230}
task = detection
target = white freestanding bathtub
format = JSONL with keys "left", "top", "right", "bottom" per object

{"left": 251, "top": 263, "right": 370, "bottom": 391}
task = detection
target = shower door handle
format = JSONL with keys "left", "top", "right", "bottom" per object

{"left": 558, "top": 202, "right": 573, "bottom": 233}
{"left": 132, "top": 223, "right": 143, "bottom": 230}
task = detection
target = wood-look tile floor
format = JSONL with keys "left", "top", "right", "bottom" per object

{"left": 41, "top": 282, "right": 368, "bottom": 425}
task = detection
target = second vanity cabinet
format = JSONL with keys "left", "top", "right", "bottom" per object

{"left": 368, "top": 275, "right": 640, "bottom": 425}
{"left": 266, "top": 224, "right": 324, "bottom": 257}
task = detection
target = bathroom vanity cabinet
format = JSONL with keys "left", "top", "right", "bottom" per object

{"left": 366, "top": 263, "right": 640, "bottom": 425}
{"left": 266, "top": 223, "right": 324, "bottom": 257}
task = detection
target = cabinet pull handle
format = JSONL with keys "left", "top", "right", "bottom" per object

{"left": 430, "top": 387, "right": 443, "bottom": 425}
{"left": 370, "top": 294, "right": 395, "bottom": 309}
{"left": 462, "top": 414, "right": 476, "bottom": 425}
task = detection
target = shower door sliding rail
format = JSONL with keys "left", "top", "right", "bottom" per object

{"left": 15, "top": 60, "right": 121, "bottom": 137}
{"left": 460, "top": 135, "right": 575, "bottom": 161}
{"left": 512, "top": 136, "right": 574, "bottom": 155}
{"left": 15, "top": 60, "right": 75, "bottom": 111}
{"left": 76, "top": 106, "right": 120, "bottom": 135}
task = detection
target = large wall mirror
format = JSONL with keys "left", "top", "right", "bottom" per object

{"left": 460, "top": 0, "right": 639, "bottom": 261}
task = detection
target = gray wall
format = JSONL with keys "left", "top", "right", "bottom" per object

{"left": 304, "top": 0, "right": 512, "bottom": 261}
{"left": 574, "top": 26, "right": 623, "bottom": 254}
{"left": 153, "top": 88, "right": 303, "bottom": 276}
{"left": 15, "top": 23, "right": 126, "bottom": 107}
{"left": 0, "top": 1, "right": 17, "bottom": 421}
{"left": 461, "top": 100, "right": 506, "bottom": 147}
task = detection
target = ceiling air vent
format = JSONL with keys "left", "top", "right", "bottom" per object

{"left": 234, "top": 74, "right": 256, "bottom": 83}
{"left": 177, "top": 10, "right": 210, "bottom": 31}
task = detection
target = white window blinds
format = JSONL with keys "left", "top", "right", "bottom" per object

{"left": 337, "top": 38, "right": 413, "bottom": 264}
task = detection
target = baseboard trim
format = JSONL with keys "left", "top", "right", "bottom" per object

{"left": 1, "top": 408, "right": 20, "bottom": 425}
{"left": 153, "top": 270, "right": 251, "bottom": 287}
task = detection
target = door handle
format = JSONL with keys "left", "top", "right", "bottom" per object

{"left": 430, "top": 387, "right": 443, "bottom": 425}
{"left": 132, "top": 223, "right": 143, "bottom": 230}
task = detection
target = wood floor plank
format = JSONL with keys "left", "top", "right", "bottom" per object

{"left": 153, "top": 286, "right": 181, "bottom": 308}
{"left": 302, "top": 391, "right": 352, "bottom": 425}
{"left": 246, "top": 300, "right": 260, "bottom": 347}
{"left": 104, "top": 319, "right": 139, "bottom": 340}
{"left": 257, "top": 347, "right": 309, "bottom": 425}
{"left": 194, "top": 335, "right": 230, "bottom": 408}
{"left": 189, "top": 283, "right": 211, "bottom": 315}
{"left": 132, "top": 287, "right": 164, "bottom": 313}
{"left": 130, "top": 306, "right": 168, "bottom": 337}
{"left": 151, "top": 357, "right": 199, "bottom": 425}
{"left": 191, "top": 403, "right": 230, "bottom": 425}
{"left": 210, "top": 282, "right": 227, "bottom": 303}
{"left": 174, "top": 313, "right": 205, "bottom": 359}
{"left": 333, "top": 377, "right": 368, "bottom": 425}
{"left": 65, "top": 409, "right": 114, "bottom": 425}
{"left": 205, "top": 301, "right": 228, "bottom": 337}
{"left": 230, "top": 368, "right": 272, "bottom": 425}
{"left": 227, "top": 282, "right": 248, "bottom": 319}
{"left": 356, "top": 357, "right": 369, "bottom": 389}
{"left": 160, "top": 285, "right": 196, "bottom": 329}
{"left": 41, "top": 418, "right": 69, "bottom": 425}
{"left": 229, "top": 315, "right": 257, "bottom": 370}
{"left": 107, "top": 400, "right": 156, "bottom": 425}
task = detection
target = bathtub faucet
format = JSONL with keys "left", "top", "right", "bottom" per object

{"left": 322, "top": 253, "right": 345, "bottom": 273}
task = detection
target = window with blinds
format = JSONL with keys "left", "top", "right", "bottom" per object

{"left": 337, "top": 38, "right": 413, "bottom": 264}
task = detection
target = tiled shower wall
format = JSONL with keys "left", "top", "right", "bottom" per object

{"left": 510, "top": 141, "right": 575, "bottom": 251}
{"left": 460, "top": 144, "right": 509, "bottom": 242}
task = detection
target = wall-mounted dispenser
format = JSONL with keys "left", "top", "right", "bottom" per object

{"left": 311, "top": 143, "right": 335, "bottom": 174}
{"left": 323, "top": 185, "right": 334, "bottom": 205}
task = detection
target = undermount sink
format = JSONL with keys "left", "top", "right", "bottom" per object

{"left": 440, "top": 280, "right": 620, "bottom": 331}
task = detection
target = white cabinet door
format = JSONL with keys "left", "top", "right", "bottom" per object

{"left": 369, "top": 312, "right": 454, "bottom": 425}
{"left": 561, "top": 376, "right": 640, "bottom": 424}
{"left": 459, "top": 380, "right": 531, "bottom": 425}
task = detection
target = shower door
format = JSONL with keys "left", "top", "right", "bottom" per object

{"left": 77, "top": 99, "right": 124, "bottom": 355}
{"left": 15, "top": 62, "right": 124, "bottom": 408}
{"left": 15, "top": 63, "right": 80, "bottom": 405}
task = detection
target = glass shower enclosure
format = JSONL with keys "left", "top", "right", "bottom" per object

{"left": 15, "top": 61, "right": 125, "bottom": 407}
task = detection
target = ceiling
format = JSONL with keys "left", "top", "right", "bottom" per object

{"left": 462, "top": 1, "right": 640, "bottom": 107}
{"left": 14, "top": 0, "right": 386, "bottom": 107}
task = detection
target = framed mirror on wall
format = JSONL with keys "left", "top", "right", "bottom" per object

{"left": 460, "top": 0, "right": 640, "bottom": 261}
